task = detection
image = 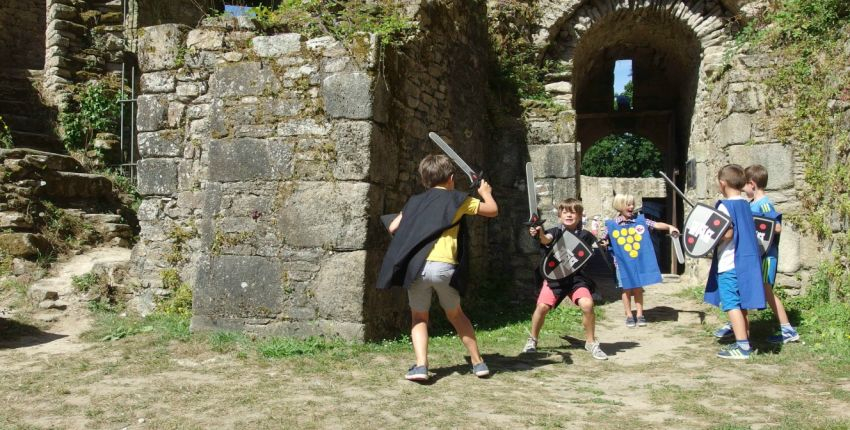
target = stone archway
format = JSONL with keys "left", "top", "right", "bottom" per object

{"left": 538, "top": 0, "right": 734, "bottom": 277}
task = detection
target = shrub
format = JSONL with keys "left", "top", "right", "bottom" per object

{"left": 0, "top": 115, "right": 13, "bottom": 148}
{"left": 581, "top": 133, "right": 662, "bottom": 178}
{"left": 59, "top": 82, "right": 121, "bottom": 154}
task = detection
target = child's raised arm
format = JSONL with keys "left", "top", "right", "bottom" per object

{"left": 476, "top": 180, "right": 498, "bottom": 218}
{"left": 653, "top": 221, "right": 680, "bottom": 236}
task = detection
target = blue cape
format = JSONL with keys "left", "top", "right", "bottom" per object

{"left": 704, "top": 199, "right": 766, "bottom": 309}
{"left": 606, "top": 214, "right": 662, "bottom": 290}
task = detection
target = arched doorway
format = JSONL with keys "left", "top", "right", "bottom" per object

{"left": 541, "top": 1, "right": 733, "bottom": 277}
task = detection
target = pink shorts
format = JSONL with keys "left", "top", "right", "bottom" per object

{"left": 537, "top": 280, "right": 592, "bottom": 308}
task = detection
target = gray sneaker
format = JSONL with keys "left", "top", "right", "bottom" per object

{"left": 637, "top": 316, "right": 647, "bottom": 327}
{"left": 585, "top": 341, "right": 608, "bottom": 360}
{"left": 522, "top": 337, "right": 538, "bottom": 353}
{"left": 472, "top": 361, "right": 490, "bottom": 377}
{"left": 625, "top": 316, "right": 636, "bottom": 328}
{"left": 405, "top": 365, "right": 428, "bottom": 381}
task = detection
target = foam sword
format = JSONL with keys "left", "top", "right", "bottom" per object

{"left": 428, "top": 132, "right": 484, "bottom": 191}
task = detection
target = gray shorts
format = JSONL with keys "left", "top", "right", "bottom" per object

{"left": 407, "top": 261, "right": 460, "bottom": 312}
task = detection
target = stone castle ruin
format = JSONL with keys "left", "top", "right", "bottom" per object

{"left": 0, "top": 0, "right": 830, "bottom": 341}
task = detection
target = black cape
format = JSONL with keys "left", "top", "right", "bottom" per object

{"left": 376, "top": 188, "right": 470, "bottom": 293}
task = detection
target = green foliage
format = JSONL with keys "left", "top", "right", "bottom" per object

{"left": 39, "top": 201, "right": 95, "bottom": 252}
{"left": 489, "top": 1, "right": 564, "bottom": 103}
{"left": 72, "top": 272, "right": 101, "bottom": 292}
{"left": 256, "top": 336, "right": 340, "bottom": 358}
{"left": 98, "top": 168, "right": 142, "bottom": 211}
{"left": 0, "top": 115, "right": 13, "bottom": 149}
{"left": 736, "top": 0, "right": 850, "bottom": 300}
{"left": 613, "top": 80, "right": 633, "bottom": 111}
{"left": 249, "top": 0, "right": 415, "bottom": 48}
{"left": 158, "top": 269, "right": 193, "bottom": 317}
{"left": 581, "top": 133, "right": 662, "bottom": 178}
{"left": 59, "top": 82, "right": 121, "bottom": 153}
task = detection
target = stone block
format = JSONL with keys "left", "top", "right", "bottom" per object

{"left": 777, "top": 223, "right": 801, "bottom": 273}
{"left": 715, "top": 113, "right": 752, "bottom": 146}
{"left": 252, "top": 34, "right": 302, "bottom": 57}
{"left": 140, "top": 71, "right": 175, "bottom": 93}
{"left": 137, "top": 159, "right": 179, "bottom": 196}
{"left": 0, "top": 233, "right": 51, "bottom": 258}
{"left": 331, "top": 120, "right": 372, "bottom": 181}
{"left": 186, "top": 28, "right": 224, "bottom": 51}
{"left": 209, "top": 62, "right": 281, "bottom": 98}
{"left": 527, "top": 121, "right": 557, "bottom": 145}
{"left": 138, "top": 24, "right": 186, "bottom": 72}
{"left": 278, "top": 182, "right": 373, "bottom": 250}
{"left": 314, "top": 251, "right": 366, "bottom": 323}
{"left": 726, "top": 143, "right": 794, "bottom": 190}
{"left": 544, "top": 81, "right": 572, "bottom": 94}
{"left": 138, "top": 130, "right": 183, "bottom": 158}
{"left": 0, "top": 211, "right": 32, "bottom": 229}
{"left": 208, "top": 138, "right": 293, "bottom": 182}
{"left": 322, "top": 72, "right": 373, "bottom": 119}
{"left": 136, "top": 95, "right": 169, "bottom": 132}
{"left": 529, "top": 144, "right": 576, "bottom": 178}
{"left": 194, "top": 255, "right": 284, "bottom": 318}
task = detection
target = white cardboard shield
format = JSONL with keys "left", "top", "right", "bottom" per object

{"left": 682, "top": 203, "right": 731, "bottom": 258}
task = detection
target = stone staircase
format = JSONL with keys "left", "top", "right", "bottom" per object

{"left": 0, "top": 68, "right": 62, "bottom": 153}
{"left": 0, "top": 148, "right": 136, "bottom": 259}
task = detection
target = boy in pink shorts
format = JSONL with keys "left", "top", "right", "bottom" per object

{"left": 523, "top": 198, "right": 608, "bottom": 360}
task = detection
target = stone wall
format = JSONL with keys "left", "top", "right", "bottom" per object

{"left": 580, "top": 176, "right": 666, "bottom": 222}
{"left": 41, "top": 0, "right": 127, "bottom": 107}
{"left": 687, "top": 51, "right": 827, "bottom": 291}
{"left": 0, "top": 0, "right": 46, "bottom": 70}
{"left": 131, "top": 16, "right": 406, "bottom": 340}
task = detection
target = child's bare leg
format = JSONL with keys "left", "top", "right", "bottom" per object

{"left": 621, "top": 290, "right": 633, "bottom": 317}
{"left": 728, "top": 309, "right": 748, "bottom": 341}
{"left": 742, "top": 309, "right": 750, "bottom": 336}
{"left": 577, "top": 297, "right": 596, "bottom": 344}
{"left": 444, "top": 305, "right": 483, "bottom": 365}
{"left": 764, "top": 283, "right": 791, "bottom": 325}
{"left": 411, "top": 310, "right": 429, "bottom": 367}
{"left": 530, "top": 303, "right": 552, "bottom": 340}
{"left": 633, "top": 288, "right": 645, "bottom": 318}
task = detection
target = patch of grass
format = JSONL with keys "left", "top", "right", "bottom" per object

{"left": 71, "top": 272, "right": 100, "bottom": 292}
{"left": 83, "top": 309, "right": 190, "bottom": 343}
{"left": 256, "top": 336, "right": 343, "bottom": 358}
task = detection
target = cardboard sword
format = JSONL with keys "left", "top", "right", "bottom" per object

{"left": 523, "top": 162, "right": 545, "bottom": 229}
{"left": 428, "top": 132, "right": 484, "bottom": 191}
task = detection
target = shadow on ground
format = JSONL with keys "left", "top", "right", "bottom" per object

{"left": 0, "top": 318, "right": 67, "bottom": 349}
{"left": 642, "top": 305, "right": 706, "bottom": 324}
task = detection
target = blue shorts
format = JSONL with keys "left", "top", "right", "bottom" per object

{"left": 718, "top": 269, "right": 742, "bottom": 312}
{"left": 762, "top": 257, "right": 777, "bottom": 286}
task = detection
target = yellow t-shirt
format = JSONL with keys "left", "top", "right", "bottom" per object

{"left": 426, "top": 195, "right": 480, "bottom": 264}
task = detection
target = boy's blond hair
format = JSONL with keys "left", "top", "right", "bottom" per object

{"left": 612, "top": 193, "right": 636, "bottom": 213}
{"left": 744, "top": 164, "right": 769, "bottom": 189}
{"left": 718, "top": 163, "right": 746, "bottom": 190}
{"left": 418, "top": 154, "right": 454, "bottom": 187}
{"left": 557, "top": 198, "right": 584, "bottom": 216}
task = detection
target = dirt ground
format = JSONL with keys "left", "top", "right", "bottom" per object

{"left": 2, "top": 254, "right": 850, "bottom": 429}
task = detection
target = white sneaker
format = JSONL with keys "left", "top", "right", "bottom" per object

{"left": 522, "top": 337, "right": 538, "bottom": 353}
{"left": 585, "top": 341, "right": 608, "bottom": 360}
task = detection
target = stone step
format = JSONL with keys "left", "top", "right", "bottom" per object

{"left": 0, "top": 211, "right": 33, "bottom": 230}
{"left": 0, "top": 147, "right": 83, "bottom": 171}
{"left": 1, "top": 113, "right": 53, "bottom": 134}
{"left": 9, "top": 130, "right": 63, "bottom": 153}
{"left": 0, "top": 232, "right": 51, "bottom": 258}
{"left": 0, "top": 100, "right": 53, "bottom": 117}
{"left": 83, "top": 213, "right": 123, "bottom": 224}
{"left": 40, "top": 171, "right": 116, "bottom": 201}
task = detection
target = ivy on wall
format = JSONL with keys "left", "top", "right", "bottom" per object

{"left": 737, "top": 0, "right": 850, "bottom": 301}
{"left": 248, "top": 0, "right": 416, "bottom": 48}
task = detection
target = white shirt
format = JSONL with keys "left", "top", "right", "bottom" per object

{"left": 716, "top": 196, "right": 747, "bottom": 273}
